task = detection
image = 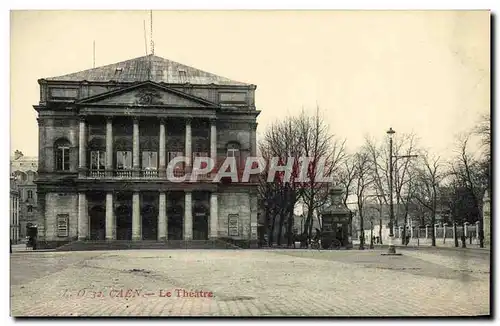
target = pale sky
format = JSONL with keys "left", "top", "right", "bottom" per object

{"left": 10, "top": 10, "right": 490, "bottom": 158}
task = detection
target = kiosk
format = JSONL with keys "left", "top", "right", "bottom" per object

{"left": 319, "top": 186, "right": 353, "bottom": 249}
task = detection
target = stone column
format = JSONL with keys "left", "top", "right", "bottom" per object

{"left": 78, "top": 192, "right": 88, "bottom": 240}
{"left": 425, "top": 225, "right": 429, "bottom": 239}
{"left": 106, "top": 117, "right": 113, "bottom": 177}
{"left": 443, "top": 223, "right": 447, "bottom": 244}
{"left": 132, "top": 192, "right": 141, "bottom": 240}
{"left": 105, "top": 192, "right": 115, "bottom": 240}
{"left": 132, "top": 117, "right": 140, "bottom": 177}
{"left": 210, "top": 119, "right": 217, "bottom": 165}
{"left": 159, "top": 119, "right": 166, "bottom": 177}
{"left": 483, "top": 190, "right": 490, "bottom": 245}
{"left": 209, "top": 192, "right": 218, "bottom": 238}
{"left": 464, "top": 222, "right": 468, "bottom": 238}
{"left": 184, "top": 191, "right": 192, "bottom": 240}
{"left": 250, "top": 122, "right": 257, "bottom": 156}
{"left": 78, "top": 117, "right": 87, "bottom": 177}
{"left": 475, "top": 221, "right": 480, "bottom": 243}
{"left": 185, "top": 118, "right": 192, "bottom": 169}
{"left": 158, "top": 192, "right": 167, "bottom": 241}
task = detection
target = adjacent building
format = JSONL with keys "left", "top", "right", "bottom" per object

{"left": 34, "top": 54, "right": 260, "bottom": 248}
{"left": 10, "top": 176, "right": 20, "bottom": 243}
{"left": 10, "top": 151, "right": 39, "bottom": 240}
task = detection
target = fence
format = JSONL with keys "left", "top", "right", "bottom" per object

{"left": 393, "top": 222, "right": 481, "bottom": 241}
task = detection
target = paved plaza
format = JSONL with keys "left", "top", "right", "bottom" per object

{"left": 10, "top": 248, "right": 490, "bottom": 317}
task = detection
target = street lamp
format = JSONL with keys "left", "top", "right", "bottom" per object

{"left": 384, "top": 128, "right": 418, "bottom": 255}
{"left": 386, "top": 128, "right": 397, "bottom": 254}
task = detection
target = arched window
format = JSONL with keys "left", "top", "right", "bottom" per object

{"left": 54, "top": 138, "right": 71, "bottom": 171}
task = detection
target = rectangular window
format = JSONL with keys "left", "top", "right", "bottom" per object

{"left": 142, "top": 151, "right": 158, "bottom": 169}
{"left": 116, "top": 151, "right": 132, "bottom": 170}
{"left": 56, "top": 147, "right": 70, "bottom": 171}
{"left": 27, "top": 190, "right": 33, "bottom": 199}
{"left": 56, "top": 214, "right": 69, "bottom": 237}
{"left": 90, "top": 151, "right": 106, "bottom": 170}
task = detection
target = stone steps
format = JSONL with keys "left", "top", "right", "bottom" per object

{"left": 55, "top": 239, "right": 241, "bottom": 251}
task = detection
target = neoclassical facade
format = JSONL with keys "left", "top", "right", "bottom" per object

{"left": 35, "top": 55, "right": 260, "bottom": 248}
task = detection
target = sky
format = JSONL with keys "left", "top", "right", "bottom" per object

{"left": 10, "top": 10, "right": 490, "bottom": 158}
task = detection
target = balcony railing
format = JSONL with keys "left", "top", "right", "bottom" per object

{"left": 83, "top": 158, "right": 260, "bottom": 184}
{"left": 89, "top": 170, "right": 106, "bottom": 178}
{"left": 115, "top": 170, "right": 133, "bottom": 178}
{"left": 142, "top": 169, "right": 158, "bottom": 178}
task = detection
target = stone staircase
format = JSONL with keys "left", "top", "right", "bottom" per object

{"left": 55, "top": 239, "right": 241, "bottom": 251}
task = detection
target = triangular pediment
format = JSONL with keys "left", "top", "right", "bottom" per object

{"left": 76, "top": 81, "right": 218, "bottom": 108}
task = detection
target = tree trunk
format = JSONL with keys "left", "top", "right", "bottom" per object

{"left": 453, "top": 221, "right": 458, "bottom": 247}
{"left": 379, "top": 218, "right": 383, "bottom": 245}
{"left": 268, "top": 212, "right": 276, "bottom": 246}
{"left": 359, "top": 209, "right": 365, "bottom": 250}
{"left": 277, "top": 210, "right": 285, "bottom": 246}
{"left": 431, "top": 212, "right": 436, "bottom": 247}
{"left": 402, "top": 211, "right": 409, "bottom": 246}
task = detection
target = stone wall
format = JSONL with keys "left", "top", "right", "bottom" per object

{"left": 218, "top": 191, "right": 251, "bottom": 240}
{"left": 44, "top": 192, "right": 78, "bottom": 241}
{"left": 40, "top": 118, "right": 79, "bottom": 172}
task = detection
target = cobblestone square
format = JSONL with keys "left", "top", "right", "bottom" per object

{"left": 10, "top": 248, "right": 490, "bottom": 317}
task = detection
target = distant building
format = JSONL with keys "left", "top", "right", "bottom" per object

{"left": 10, "top": 151, "right": 38, "bottom": 239}
{"left": 10, "top": 176, "right": 20, "bottom": 243}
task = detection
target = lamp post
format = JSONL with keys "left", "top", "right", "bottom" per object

{"left": 387, "top": 127, "right": 396, "bottom": 254}
{"left": 385, "top": 128, "right": 418, "bottom": 255}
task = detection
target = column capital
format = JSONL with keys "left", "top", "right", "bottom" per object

{"left": 250, "top": 122, "right": 258, "bottom": 130}
{"left": 184, "top": 189, "right": 192, "bottom": 193}
{"left": 185, "top": 117, "right": 192, "bottom": 125}
{"left": 106, "top": 116, "right": 113, "bottom": 123}
{"left": 209, "top": 118, "right": 217, "bottom": 125}
{"left": 132, "top": 116, "right": 139, "bottom": 123}
{"left": 78, "top": 115, "right": 86, "bottom": 122}
{"left": 159, "top": 117, "right": 167, "bottom": 124}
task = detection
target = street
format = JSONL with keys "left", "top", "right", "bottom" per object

{"left": 10, "top": 248, "right": 490, "bottom": 317}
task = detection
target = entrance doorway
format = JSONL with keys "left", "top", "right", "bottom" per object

{"left": 142, "top": 205, "right": 158, "bottom": 240}
{"left": 193, "top": 205, "right": 208, "bottom": 240}
{"left": 116, "top": 205, "right": 132, "bottom": 240}
{"left": 167, "top": 205, "right": 183, "bottom": 240}
{"left": 89, "top": 206, "right": 106, "bottom": 240}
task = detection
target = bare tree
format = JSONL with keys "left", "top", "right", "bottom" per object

{"left": 448, "top": 132, "right": 489, "bottom": 247}
{"left": 259, "top": 117, "right": 303, "bottom": 246}
{"left": 412, "top": 151, "right": 443, "bottom": 246}
{"left": 353, "top": 148, "right": 374, "bottom": 250}
{"left": 296, "top": 107, "right": 346, "bottom": 244}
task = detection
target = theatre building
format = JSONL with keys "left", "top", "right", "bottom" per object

{"left": 34, "top": 55, "right": 260, "bottom": 248}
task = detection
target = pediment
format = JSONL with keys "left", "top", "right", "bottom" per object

{"left": 76, "top": 81, "right": 218, "bottom": 108}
